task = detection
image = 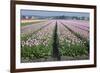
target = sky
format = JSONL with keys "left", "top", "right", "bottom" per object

{"left": 21, "top": 9, "right": 89, "bottom": 17}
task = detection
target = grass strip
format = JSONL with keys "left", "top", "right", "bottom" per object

{"left": 21, "top": 21, "right": 44, "bottom": 26}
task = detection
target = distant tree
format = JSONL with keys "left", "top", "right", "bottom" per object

{"left": 80, "top": 16, "right": 85, "bottom": 20}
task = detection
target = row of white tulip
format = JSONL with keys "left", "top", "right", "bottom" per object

{"left": 57, "top": 21, "right": 83, "bottom": 46}
{"left": 21, "top": 21, "right": 56, "bottom": 47}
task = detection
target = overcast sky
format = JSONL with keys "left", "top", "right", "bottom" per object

{"left": 21, "top": 9, "right": 89, "bottom": 17}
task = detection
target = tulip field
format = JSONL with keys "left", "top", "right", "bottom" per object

{"left": 21, "top": 20, "right": 89, "bottom": 62}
